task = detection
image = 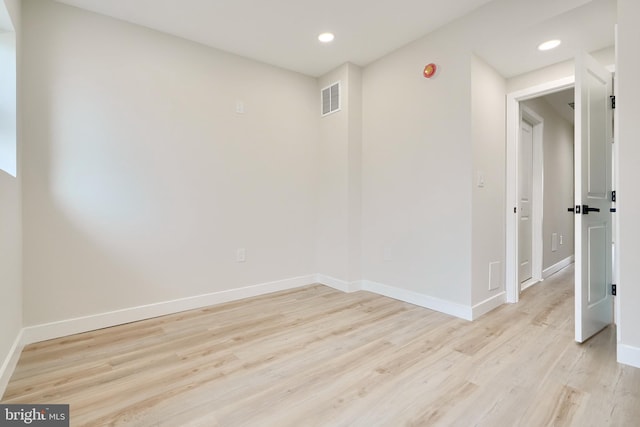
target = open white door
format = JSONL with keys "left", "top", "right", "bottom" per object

{"left": 574, "top": 52, "right": 613, "bottom": 343}
{"left": 518, "top": 120, "right": 534, "bottom": 285}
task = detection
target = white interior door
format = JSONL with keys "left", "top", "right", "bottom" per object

{"left": 519, "top": 120, "right": 534, "bottom": 285}
{"left": 574, "top": 52, "right": 613, "bottom": 343}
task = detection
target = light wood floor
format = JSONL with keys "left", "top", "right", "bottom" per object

{"left": 3, "top": 265, "right": 640, "bottom": 426}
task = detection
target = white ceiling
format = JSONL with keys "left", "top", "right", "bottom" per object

{"left": 54, "top": 0, "right": 616, "bottom": 78}
{"left": 475, "top": 0, "right": 616, "bottom": 78}
{"left": 543, "top": 89, "right": 576, "bottom": 125}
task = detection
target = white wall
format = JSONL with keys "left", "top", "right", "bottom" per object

{"left": 471, "top": 55, "right": 506, "bottom": 310}
{"left": 315, "top": 65, "right": 350, "bottom": 283}
{"left": 617, "top": 0, "right": 640, "bottom": 368}
{"left": 315, "top": 63, "right": 363, "bottom": 288}
{"left": 362, "top": 27, "right": 473, "bottom": 306}
{"left": 0, "top": 167, "right": 20, "bottom": 392}
{"left": 347, "top": 64, "right": 363, "bottom": 284}
{"left": 21, "top": 0, "right": 319, "bottom": 326}
{"left": 521, "top": 97, "right": 574, "bottom": 272}
{"left": 0, "top": 0, "right": 21, "bottom": 395}
{"left": 359, "top": 0, "right": 592, "bottom": 312}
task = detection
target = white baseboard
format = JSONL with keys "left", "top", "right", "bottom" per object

{"left": 472, "top": 292, "right": 506, "bottom": 320}
{"left": 361, "top": 280, "right": 472, "bottom": 321}
{"left": 618, "top": 342, "right": 640, "bottom": 369}
{"left": 314, "top": 274, "right": 362, "bottom": 293}
{"left": 22, "top": 275, "right": 315, "bottom": 346}
{"left": 0, "top": 329, "right": 25, "bottom": 399}
{"left": 520, "top": 278, "right": 540, "bottom": 292}
{"left": 543, "top": 255, "right": 575, "bottom": 279}
{"left": 349, "top": 280, "right": 365, "bottom": 292}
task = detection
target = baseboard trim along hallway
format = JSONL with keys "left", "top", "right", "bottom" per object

{"left": 618, "top": 342, "right": 640, "bottom": 369}
{"left": 542, "top": 255, "right": 575, "bottom": 279}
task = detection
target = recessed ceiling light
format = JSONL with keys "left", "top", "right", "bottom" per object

{"left": 318, "top": 32, "right": 335, "bottom": 43}
{"left": 538, "top": 39, "right": 561, "bottom": 51}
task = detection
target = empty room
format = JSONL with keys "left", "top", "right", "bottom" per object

{"left": 2, "top": 0, "right": 640, "bottom": 425}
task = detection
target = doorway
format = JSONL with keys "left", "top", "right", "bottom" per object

{"left": 506, "top": 56, "right": 616, "bottom": 345}
{"left": 506, "top": 77, "right": 574, "bottom": 303}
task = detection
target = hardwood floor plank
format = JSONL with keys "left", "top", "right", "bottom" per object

{"left": 2, "top": 265, "right": 639, "bottom": 426}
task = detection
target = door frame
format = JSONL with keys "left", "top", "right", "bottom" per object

{"left": 519, "top": 106, "right": 544, "bottom": 290}
{"left": 506, "top": 76, "right": 574, "bottom": 303}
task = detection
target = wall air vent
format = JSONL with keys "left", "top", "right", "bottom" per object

{"left": 321, "top": 81, "right": 341, "bottom": 116}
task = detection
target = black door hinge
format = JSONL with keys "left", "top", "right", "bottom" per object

{"left": 612, "top": 284, "right": 617, "bottom": 296}
{"left": 612, "top": 190, "right": 617, "bottom": 202}
{"left": 611, "top": 95, "right": 616, "bottom": 109}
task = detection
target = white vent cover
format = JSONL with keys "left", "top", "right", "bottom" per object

{"left": 321, "top": 81, "right": 341, "bottom": 116}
